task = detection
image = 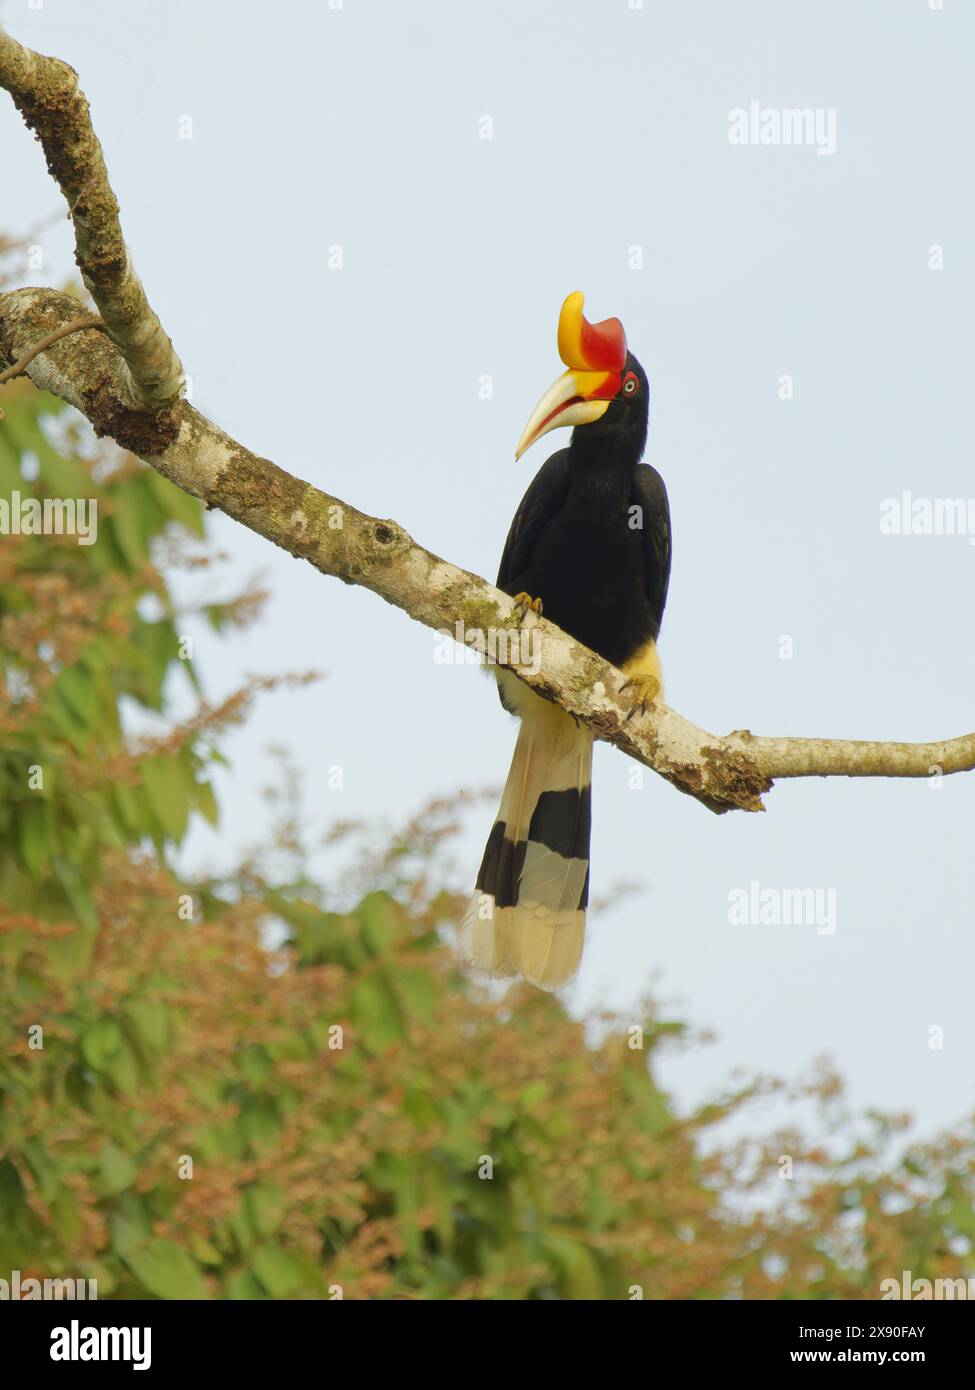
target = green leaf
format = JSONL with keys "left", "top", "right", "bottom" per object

{"left": 109, "top": 494, "right": 149, "bottom": 569}
{"left": 124, "top": 1238, "right": 209, "bottom": 1300}
{"left": 144, "top": 468, "right": 206, "bottom": 537}
{"left": 518, "top": 1080, "right": 549, "bottom": 1111}
{"left": 190, "top": 1235, "right": 223, "bottom": 1266}
{"left": 195, "top": 779, "right": 218, "bottom": 826}
{"left": 239, "top": 1094, "right": 281, "bottom": 1148}
{"left": 81, "top": 1016, "right": 123, "bottom": 1071}
{"left": 127, "top": 621, "right": 180, "bottom": 711}
{"left": 53, "top": 856, "right": 98, "bottom": 936}
{"left": 349, "top": 969, "right": 406, "bottom": 1048}
{"left": 404, "top": 1086, "right": 440, "bottom": 1130}
{"left": 359, "top": 892, "right": 395, "bottom": 955}
{"left": 56, "top": 665, "right": 97, "bottom": 727}
{"left": 396, "top": 966, "right": 438, "bottom": 1021}
{"left": 141, "top": 756, "right": 189, "bottom": 842}
{"left": 226, "top": 1269, "right": 265, "bottom": 1300}
{"left": 99, "top": 1144, "right": 137, "bottom": 1196}
{"left": 238, "top": 1045, "right": 273, "bottom": 1087}
{"left": 101, "top": 1037, "right": 140, "bottom": 1096}
{"left": 544, "top": 1235, "right": 605, "bottom": 1300}
{"left": 0, "top": 1157, "right": 27, "bottom": 1225}
{"left": 111, "top": 781, "right": 143, "bottom": 835}
{"left": 110, "top": 1208, "right": 150, "bottom": 1257}
{"left": 19, "top": 1138, "right": 60, "bottom": 1203}
{"left": 18, "top": 798, "right": 54, "bottom": 874}
{"left": 251, "top": 1243, "right": 302, "bottom": 1297}
{"left": 124, "top": 1001, "right": 170, "bottom": 1057}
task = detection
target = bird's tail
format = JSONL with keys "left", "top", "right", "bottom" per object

{"left": 460, "top": 687, "right": 593, "bottom": 991}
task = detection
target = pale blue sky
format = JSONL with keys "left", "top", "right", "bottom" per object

{"left": 3, "top": 0, "right": 974, "bottom": 1137}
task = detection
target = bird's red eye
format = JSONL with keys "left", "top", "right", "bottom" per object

{"left": 622, "top": 372, "right": 638, "bottom": 396}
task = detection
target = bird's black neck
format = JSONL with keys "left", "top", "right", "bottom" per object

{"left": 567, "top": 427, "right": 643, "bottom": 503}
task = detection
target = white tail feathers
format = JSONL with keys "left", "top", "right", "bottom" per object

{"left": 460, "top": 681, "right": 593, "bottom": 991}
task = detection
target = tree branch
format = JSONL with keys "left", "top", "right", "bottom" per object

{"left": 0, "top": 24, "right": 182, "bottom": 410}
{"left": 2, "top": 31, "right": 974, "bottom": 815}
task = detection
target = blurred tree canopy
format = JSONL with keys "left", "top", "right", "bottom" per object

{"left": 1, "top": 367, "right": 974, "bottom": 1300}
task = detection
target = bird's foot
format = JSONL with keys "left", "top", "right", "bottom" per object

{"left": 620, "top": 674, "right": 661, "bottom": 721}
{"left": 512, "top": 591, "right": 543, "bottom": 623}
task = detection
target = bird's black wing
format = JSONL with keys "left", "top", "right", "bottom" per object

{"left": 632, "top": 463, "right": 672, "bottom": 640}
{"left": 496, "top": 448, "right": 571, "bottom": 593}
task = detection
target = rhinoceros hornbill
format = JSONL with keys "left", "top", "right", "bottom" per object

{"left": 460, "top": 292, "right": 672, "bottom": 990}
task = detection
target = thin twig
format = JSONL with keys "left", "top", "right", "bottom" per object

{"left": 0, "top": 313, "right": 104, "bottom": 385}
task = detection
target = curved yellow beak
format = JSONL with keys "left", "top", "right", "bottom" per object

{"left": 514, "top": 368, "right": 616, "bottom": 460}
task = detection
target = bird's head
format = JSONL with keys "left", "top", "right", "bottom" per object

{"left": 515, "top": 291, "right": 648, "bottom": 462}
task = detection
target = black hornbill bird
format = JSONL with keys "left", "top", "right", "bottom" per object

{"left": 461, "top": 292, "right": 671, "bottom": 991}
